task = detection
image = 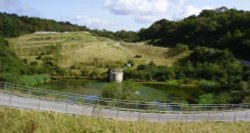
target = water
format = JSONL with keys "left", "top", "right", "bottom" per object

{"left": 35, "top": 79, "right": 204, "bottom": 102}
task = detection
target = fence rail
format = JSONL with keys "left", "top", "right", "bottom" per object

{"left": 0, "top": 82, "right": 250, "bottom": 122}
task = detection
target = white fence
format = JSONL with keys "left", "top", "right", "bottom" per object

{"left": 0, "top": 82, "right": 250, "bottom": 122}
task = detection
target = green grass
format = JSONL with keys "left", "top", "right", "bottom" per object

{"left": 1, "top": 107, "right": 250, "bottom": 133}
{"left": 7, "top": 32, "right": 190, "bottom": 78}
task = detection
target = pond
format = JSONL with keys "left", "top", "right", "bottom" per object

{"left": 35, "top": 79, "right": 205, "bottom": 103}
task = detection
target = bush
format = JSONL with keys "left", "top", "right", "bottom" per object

{"left": 199, "top": 80, "right": 221, "bottom": 92}
{"left": 124, "top": 62, "right": 175, "bottom": 81}
{"left": 101, "top": 83, "right": 121, "bottom": 99}
{"left": 101, "top": 82, "right": 138, "bottom": 101}
{"left": 215, "top": 93, "right": 232, "bottom": 104}
{"left": 174, "top": 44, "right": 189, "bottom": 52}
{"left": 198, "top": 93, "right": 216, "bottom": 104}
{"left": 0, "top": 73, "right": 51, "bottom": 86}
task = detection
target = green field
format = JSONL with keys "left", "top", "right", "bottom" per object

{"left": 1, "top": 107, "right": 249, "bottom": 133}
{"left": 8, "top": 32, "right": 189, "bottom": 78}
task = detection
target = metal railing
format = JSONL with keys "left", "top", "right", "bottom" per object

{"left": 0, "top": 82, "right": 250, "bottom": 122}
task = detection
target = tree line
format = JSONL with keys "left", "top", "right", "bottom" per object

{"left": 138, "top": 7, "right": 250, "bottom": 59}
{"left": 1, "top": 7, "right": 250, "bottom": 60}
{"left": 124, "top": 46, "right": 250, "bottom": 104}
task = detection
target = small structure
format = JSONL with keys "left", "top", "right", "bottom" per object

{"left": 109, "top": 68, "right": 124, "bottom": 83}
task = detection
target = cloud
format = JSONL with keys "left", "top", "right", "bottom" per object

{"left": 0, "top": 0, "right": 40, "bottom": 16}
{"left": 173, "top": 5, "right": 213, "bottom": 20}
{"left": 104, "top": 0, "right": 169, "bottom": 15}
{"left": 71, "top": 16, "right": 114, "bottom": 29}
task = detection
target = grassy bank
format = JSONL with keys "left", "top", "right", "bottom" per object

{"left": 1, "top": 107, "right": 250, "bottom": 133}
{"left": 7, "top": 32, "right": 189, "bottom": 79}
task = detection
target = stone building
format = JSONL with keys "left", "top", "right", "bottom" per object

{"left": 109, "top": 68, "right": 124, "bottom": 83}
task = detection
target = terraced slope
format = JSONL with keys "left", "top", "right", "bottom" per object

{"left": 8, "top": 32, "right": 189, "bottom": 77}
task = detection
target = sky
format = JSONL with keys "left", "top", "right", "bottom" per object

{"left": 0, "top": 0, "right": 250, "bottom": 31}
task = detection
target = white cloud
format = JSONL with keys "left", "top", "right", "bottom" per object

{"left": 173, "top": 5, "right": 213, "bottom": 20}
{"left": 0, "top": 0, "right": 40, "bottom": 16}
{"left": 185, "top": 5, "right": 203, "bottom": 16}
{"left": 71, "top": 16, "right": 114, "bottom": 29}
{"left": 104, "top": 0, "right": 169, "bottom": 15}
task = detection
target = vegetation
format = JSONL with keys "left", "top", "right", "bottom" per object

{"left": 1, "top": 8, "right": 250, "bottom": 104}
{"left": 123, "top": 47, "right": 250, "bottom": 104}
{"left": 8, "top": 31, "right": 188, "bottom": 79}
{"left": 0, "top": 12, "right": 86, "bottom": 37}
{"left": 1, "top": 107, "right": 250, "bottom": 133}
{"left": 138, "top": 7, "right": 250, "bottom": 59}
{"left": 2, "top": 8, "right": 250, "bottom": 60}
{"left": 101, "top": 82, "right": 138, "bottom": 101}
{"left": 0, "top": 36, "right": 51, "bottom": 86}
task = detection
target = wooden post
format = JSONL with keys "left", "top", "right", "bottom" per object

{"left": 245, "top": 112, "right": 248, "bottom": 121}
{"left": 65, "top": 103, "right": 68, "bottom": 113}
{"left": 233, "top": 111, "right": 237, "bottom": 122}
{"left": 116, "top": 107, "right": 119, "bottom": 119}
{"left": 38, "top": 98, "right": 41, "bottom": 110}
{"left": 138, "top": 111, "right": 141, "bottom": 121}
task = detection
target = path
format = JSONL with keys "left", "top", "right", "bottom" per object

{"left": 0, "top": 92, "right": 249, "bottom": 122}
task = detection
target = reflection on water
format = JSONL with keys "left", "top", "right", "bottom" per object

{"left": 35, "top": 79, "right": 204, "bottom": 102}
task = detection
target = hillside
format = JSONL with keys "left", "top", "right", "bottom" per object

{"left": 0, "top": 12, "right": 86, "bottom": 37}
{"left": 138, "top": 8, "right": 250, "bottom": 59}
{"left": 8, "top": 31, "right": 189, "bottom": 78}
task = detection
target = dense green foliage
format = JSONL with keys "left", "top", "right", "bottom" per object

{"left": 124, "top": 47, "right": 250, "bottom": 104}
{"left": 124, "top": 62, "right": 175, "bottom": 81}
{"left": 0, "top": 12, "right": 139, "bottom": 42}
{"left": 0, "top": 37, "right": 29, "bottom": 75}
{"left": 101, "top": 82, "right": 138, "bottom": 101}
{"left": 91, "top": 30, "right": 139, "bottom": 42}
{"left": 0, "top": 37, "right": 51, "bottom": 85}
{"left": 0, "top": 12, "right": 86, "bottom": 37}
{"left": 138, "top": 7, "right": 250, "bottom": 59}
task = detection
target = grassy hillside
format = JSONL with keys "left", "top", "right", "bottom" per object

{"left": 1, "top": 107, "right": 250, "bottom": 133}
{"left": 8, "top": 31, "right": 189, "bottom": 78}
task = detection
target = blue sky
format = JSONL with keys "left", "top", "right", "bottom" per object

{"left": 0, "top": 0, "right": 250, "bottom": 31}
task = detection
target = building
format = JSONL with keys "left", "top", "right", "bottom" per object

{"left": 109, "top": 68, "right": 124, "bottom": 83}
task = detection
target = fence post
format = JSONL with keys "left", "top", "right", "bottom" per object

{"left": 4, "top": 82, "right": 7, "bottom": 91}
{"left": 82, "top": 105, "right": 85, "bottom": 115}
{"left": 116, "top": 107, "right": 119, "bottom": 119}
{"left": 8, "top": 86, "right": 12, "bottom": 106}
{"left": 92, "top": 105, "right": 95, "bottom": 116}
{"left": 233, "top": 111, "right": 237, "bottom": 122}
{"left": 192, "top": 106, "right": 195, "bottom": 122}
{"left": 138, "top": 110, "right": 141, "bottom": 121}
{"left": 176, "top": 113, "right": 179, "bottom": 121}
{"left": 208, "top": 111, "right": 211, "bottom": 121}
{"left": 65, "top": 102, "right": 68, "bottom": 113}
{"left": 116, "top": 101, "right": 119, "bottom": 119}
{"left": 158, "top": 112, "right": 161, "bottom": 121}
{"left": 37, "top": 98, "right": 41, "bottom": 110}
{"left": 9, "top": 94, "right": 12, "bottom": 106}
{"left": 245, "top": 112, "right": 248, "bottom": 121}
{"left": 221, "top": 112, "right": 224, "bottom": 121}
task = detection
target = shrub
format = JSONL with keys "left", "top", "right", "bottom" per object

{"left": 30, "top": 61, "right": 38, "bottom": 66}
{"left": 101, "top": 82, "right": 138, "bottom": 101}
{"left": 174, "top": 44, "right": 189, "bottom": 52}
{"left": 101, "top": 83, "right": 121, "bottom": 99}
{"left": 199, "top": 80, "right": 221, "bottom": 92}
{"left": 198, "top": 93, "right": 216, "bottom": 104}
{"left": 215, "top": 93, "right": 232, "bottom": 104}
